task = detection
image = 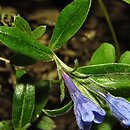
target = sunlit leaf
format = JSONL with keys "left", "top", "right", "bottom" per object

{"left": 14, "top": 16, "right": 32, "bottom": 34}
{"left": 12, "top": 74, "right": 35, "bottom": 129}
{"left": 49, "top": 0, "right": 91, "bottom": 50}
{"left": 119, "top": 51, "right": 130, "bottom": 64}
{"left": 32, "top": 25, "right": 46, "bottom": 39}
{"left": 0, "top": 26, "right": 53, "bottom": 61}
{"left": 74, "top": 63, "right": 130, "bottom": 97}
{"left": 89, "top": 43, "right": 115, "bottom": 65}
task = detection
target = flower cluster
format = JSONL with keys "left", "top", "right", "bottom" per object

{"left": 62, "top": 72, "right": 130, "bottom": 130}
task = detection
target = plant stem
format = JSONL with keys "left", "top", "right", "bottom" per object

{"left": 53, "top": 54, "right": 89, "bottom": 78}
{"left": 53, "top": 54, "right": 73, "bottom": 73}
{"left": 0, "top": 57, "right": 10, "bottom": 64}
{"left": 54, "top": 55, "right": 65, "bottom": 101}
{"left": 98, "top": 0, "right": 120, "bottom": 59}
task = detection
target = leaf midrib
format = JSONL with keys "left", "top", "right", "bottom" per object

{"left": 0, "top": 32, "right": 53, "bottom": 60}
{"left": 50, "top": 0, "right": 88, "bottom": 50}
{"left": 18, "top": 86, "right": 26, "bottom": 129}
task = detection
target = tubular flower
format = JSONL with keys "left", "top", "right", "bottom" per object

{"left": 105, "top": 93, "right": 130, "bottom": 127}
{"left": 62, "top": 72, "right": 106, "bottom": 130}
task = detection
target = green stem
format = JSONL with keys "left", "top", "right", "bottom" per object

{"left": 54, "top": 55, "right": 66, "bottom": 101}
{"left": 49, "top": 79, "right": 61, "bottom": 84}
{"left": 98, "top": 0, "right": 120, "bottom": 59}
{"left": 53, "top": 54, "right": 73, "bottom": 73}
{"left": 53, "top": 54, "right": 90, "bottom": 78}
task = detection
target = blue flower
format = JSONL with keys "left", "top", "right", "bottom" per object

{"left": 62, "top": 72, "right": 106, "bottom": 130}
{"left": 105, "top": 93, "right": 130, "bottom": 127}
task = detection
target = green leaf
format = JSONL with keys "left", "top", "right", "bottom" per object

{"left": 16, "top": 69, "right": 26, "bottom": 81}
{"left": 14, "top": 16, "right": 32, "bottom": 34}
{"left": 43, "top": 101, "right": 73, "bottom": 117}
{"left": 0, "top": 120, "right": 13, "bottom": 130}
{"left": 75, "top": 63, "right": 130, "bottom": 76}
{"left": 12, "top": 74, "right": 35, "bottom": 129}
{"left": 31, "top": 80, "right": 51, "bottom": 120}
{"left": 49, "top": 0, "right": 91, "bottom": 50}
{"left": 89, "top": 43, "right": 115, "bottom": 65}
{"left": 10, "top": 53, "right": 36, "bottom": 66}
{"left": 60, "top": 80, "right": 65, "bottom": 101}
{"left": 36, "top": 116, "right": 56, "bottom": 130}
{"left": 91, "top": 74, "right": 130, "bottom": 97}
{"left": 32, "top": 25, "right": 46, "bottom": 39}
{"left": 0, "top": 26, "right": 53, "bottom": 61}
{"left": 123, "top": 0, "right": 130, "bottom": 4}
{"left": 74, "top": 63, "right": 130, "bottom": 97}
{"left": 119, "top": 51, "right": 130, "bottom": 64}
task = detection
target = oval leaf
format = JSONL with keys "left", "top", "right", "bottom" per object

{"left": 32, "top": 25, "right": 46, "bottom": 39}
{"left": 49, "top": 0, "right": 91, "bottom": 50}
{"left": 74, "top": 63, "right": 130, "bottom": 97}
{"left": 43, "top": 101, "right": 73, "bottom": 117}
{"left": 0, "top": 26, "right": 53, "bottom": 61}
{"left": 14, "top": 16, "right": 32, "bottom": 34}
{"left": 89, "top": 43, "right": 115, "bottom": 65}
{"left": 12, "top": 74, "right": 35, "bottom": 129}
{"left": 119, "top": 51, "right": 130, "bottom": 64}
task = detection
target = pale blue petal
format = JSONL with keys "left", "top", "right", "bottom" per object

{"left": 74, "top": 105, "right": 92, "bottom": 130}
{"left": 93, "top": 111, "right": 105, "bottom": 124}
{"left": 79, "top": 103, "right": 94, "bottom": 122}
{"left": 62, "top": 72, "right": 106, "bottom": 130}
{"left": 81, "top": 122, "right": 92, "bottom": 130}
{"left": 62, "top": 72, "right": 78, "bottom": 93}
{"left": 106, "top": 93, "right": 130, "bottom": 126}
{"left": 87, "top": 100, "right": 106, "bottom": 116}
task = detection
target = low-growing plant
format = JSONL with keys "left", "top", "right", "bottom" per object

{"left": 0, "top": 0, "right": 130, "bottom": 130}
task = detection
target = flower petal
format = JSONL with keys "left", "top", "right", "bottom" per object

{"left": 74, "top": 105, "right": 92, "bottom": 130}
{"left": 62, "top": 72, "right": 106, "bottom": 130}
{"left": 85, "top": 98, "right": 106, "bottom": 123}
{"left": 93, "top": 111, "right": 105, "bottom": 124}
{"left": 106, "top": 93, "right": 130, "bottom": 126}
{"left": 79, "top": 103, "right": 94, "bottom": 122}
{"left": 87, "top": 100, "right": 106, "bottom": 116}
{"left": 62, "top": 71, "right": 78, "bottom": 93}
{"left": 81, "top": 122, "right": 92, "bottom": 130}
